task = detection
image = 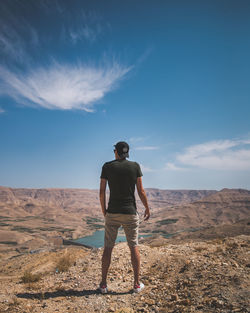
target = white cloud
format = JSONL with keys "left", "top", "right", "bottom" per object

{"left": 63, "top": 18, "right": 102, "bottom": 44}
{"left": 129, "top": 137, "right": 146, "bottom": 143}
{"left": 67, "top": 12, "right": 103, "bottom": 44}
{"left": 0, "top": 3, "right": 131, "bottom": 112}
{"left": 0, "top": 25, "right": 29, "bottom": 63}
{"left": 69, "top": 27, "right": 94, "bottom": 43}
{"left": 0, "top": 3, "right": 102, "bottom": 65}
{"left": 135, "top": 146, "right": 159, "bottom": 151}
{"left": 0, "top": 1, "right": 39, "bottom": 64}
{"left": 43, "top": 3, "right": 104, "bottom": 44}
{"left": 0, "top": 62, "right": 131, "bottom": 111}
{"left": 140, "top": 164, "right": 154, "bottom": 173}
{"left": 176, "top": 139, "right": 250, "bottom": 171}
{"left": 0, "top": 107, "right": 5, "bottom": 113}
{"left": 164, "top": 162, "right": 186, "bottom": 171}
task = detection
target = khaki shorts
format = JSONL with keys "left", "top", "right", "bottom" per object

{"left": 104, "top": 212, "right": 140, "bottom": 248}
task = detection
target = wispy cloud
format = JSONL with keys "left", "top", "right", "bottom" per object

{"left": 69, "top": 26, "right": 98, "bottom": 44}
{"left": 129, "top": 137, "right": 146, "bottom": 143}
{"left": 135, "top": 146, "right": 159, "bottom": 151}
{"left": 0, "top": 2, "right": 131, "bottom": 111}
{"left": 0, "top": 24, "right": 31, "bottom": 64}
{"left": 66, "top": 12, "right": 103, "bottom": 44}
{"left": 0, "top": 62, "right": 131, "bottom": 111}
{"left": 175, "top": 139, "right": 250, "bottom": 171}
{"left": 164, "top": 162, "right": 186, "bottom": 171}
{"left": 0, "top": 107, "right": 5, "bottom": 114}
{"left": 0, "top": 1, "right": 39, "bottom": 64}
{"left": 0, "top": 2, "right": 105, "bottom": 64}
{"left": 140, "top": 164, "right": 154, "bottom": 173}
{"left": 28, "top": 1, "right": 103, "bottom": 45}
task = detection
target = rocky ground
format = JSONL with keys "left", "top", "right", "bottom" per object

{"left": 0, "top": 234, "right": 249, "bottom": 313}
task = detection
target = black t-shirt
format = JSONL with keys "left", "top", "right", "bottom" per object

{"left": 100, "top": 159, "right": 143, "bottom": 214}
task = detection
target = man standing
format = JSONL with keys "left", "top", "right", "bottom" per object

{"left": 99, "top": 141, "right": 150, "bottom": 294}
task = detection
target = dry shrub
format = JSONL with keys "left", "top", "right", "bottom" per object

{"left": 40, "top": 291, "right": 45, "bottom": 300}
{"left": 179, "top": 260, "right": 190, "bottom": 273}
{"left": 21, "top": 271, "right": 42, "bottom": 283}
{"left": 208, "top": 238, "right": 223, "bottom": 245}
{"left": 55, "top": 283, "right": 66, "bottom": 291}
{"left": 215, "top": 246, "right": 224, "bottom": 253}
{"left": 193, "top": 246, "right": 206, "bottom": 252}
{"left": 8, "top": 296, "right": 20, "bottom": 307}
{"left": 225, "top": 241, "right": 239, "bottom": 250}
{"left": 149, "top": 241, "right": 169, "bottom": 248}
{"left": 114, "top": 308, "right": 134, "bottom": 313}
{"left": 55, "top": 253, "right": 75, "bottom": 273}
{"left": 26, "top": 282, "right": 42, "bottom": 291}
{"left": 230, "top": 274, "right": 241, "bottom": 285}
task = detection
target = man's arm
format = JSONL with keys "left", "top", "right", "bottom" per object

{"left": 99, "top": 178, "right": 107, "bottom": 217}
{"left": 136, "top": 176, "right": 150, "bottom": 220}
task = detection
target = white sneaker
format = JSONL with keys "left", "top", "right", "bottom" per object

{"left": 133, "top": 282, "right": 145, "bottom": 293}
{"left": 98, "top": 283, "right": 108, "bottom": 294}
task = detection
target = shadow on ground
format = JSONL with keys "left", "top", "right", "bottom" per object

{"left": 16, "top": 288, "right": 134, "bottom": 299}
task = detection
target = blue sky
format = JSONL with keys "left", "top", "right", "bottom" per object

{"left": 0, "top": 0, "right": 250, "bottom": 190}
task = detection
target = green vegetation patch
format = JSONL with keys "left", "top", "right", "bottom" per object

{"left": 91, "top": 224, "right": 104, "bottom": 229}
{"left": 11, "top": 226, "right": 35, "bottom": 233}
{"left": 13, "top": 216, "right": 44, "bottom": 222}
{"left": 151, "top": 229, "right": 170, "bottom": 234}
{"left": 0, "top": 241, "right": 18, "bottom": 245}
{"left": 0, "top": 222, "right": 11, "bottom": 226}
{"left": 37, "top": 226, "right": 59, "bottom": 231}
{"left": 84, "top": 217, "right": 104, "bottom": 229}
{"left": 59, "top": 228, "right": 75, "bottom": 233}
{"left": 43, "top": 218, "right": 55, "bottom": 223}
{"left": 25, "top": 203, "right": 35, "bottom": 207}
{"left": 0, "top": 216, "right": 12, "bottom": 221}
{"left": 37, "top": 227, "right": 74, "bottom": 232}
{"left": 180, "top": 227, "right": 204, "bottom": 232}
{"left": 157, "top": 218, "right": 178, "bottom": 225}
{"left": 85, "top": 217, "right": 102, "bottom": 223}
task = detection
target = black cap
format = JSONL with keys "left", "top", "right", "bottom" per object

{"left": 114, "top": 141, "right": 129, "bottom": 158}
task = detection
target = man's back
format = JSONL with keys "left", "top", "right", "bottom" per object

{"left": 101, "top": 159, "right": 143, "bottom": 214}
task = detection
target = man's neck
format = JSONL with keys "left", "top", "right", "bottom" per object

{"left": 116, "top": 157, "right": 126, "bottom": 161}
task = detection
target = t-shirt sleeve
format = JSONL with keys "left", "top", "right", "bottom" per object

{"left": 136, "top": 162, "right": 143, "bottom": 177}
{"left": 100, "top": 164, "right": 108, "bottom": 179}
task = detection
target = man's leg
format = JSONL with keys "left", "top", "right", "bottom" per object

{"left": 123, "top": 213, "right": 140, "bottom": 286}
{"left": 100, "top": 246, "right": 113, "bottom": 286}
{"left": 101, "top": 213, "right": 120, "bottom": 286}
{"left": 129, "top": 245, "right": 140, "bottom": 286}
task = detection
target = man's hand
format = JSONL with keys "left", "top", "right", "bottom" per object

{"left": 144, "top": 208, "right": 150, "bottom": 221}
{"left": 136, "top": 177, "right": 150, "bottom": 221}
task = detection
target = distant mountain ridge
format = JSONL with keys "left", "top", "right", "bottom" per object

{"left": 0, "top": 186, "right": 217, "bottom": 213}
{"left": 0, "top": 186, "right": 99, "bottom": 210}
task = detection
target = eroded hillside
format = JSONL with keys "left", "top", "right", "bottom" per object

{"left": 1, "top": 187, "right": 250, "bottom": 260}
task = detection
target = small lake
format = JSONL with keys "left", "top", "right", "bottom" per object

{"left": 73, "top": 226, "right": 203, "bottom": 248}
{"left": 74, "top": 229, "right": 154, "bottom": 248}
